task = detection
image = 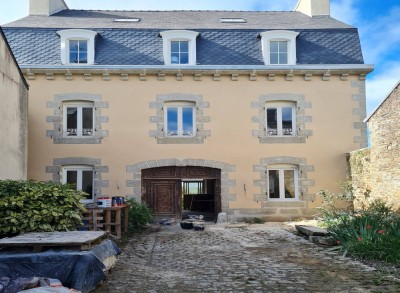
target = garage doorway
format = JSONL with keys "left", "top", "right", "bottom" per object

{"left": 141, "top": 166, "right": 221, "bottom": 221}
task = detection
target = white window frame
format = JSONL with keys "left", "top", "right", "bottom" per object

{"left": 260, "top": 30, "right": 299, "bottom": 65}
{"left": 265, "top": 102, "right": 297, "bottom": 137}
{"left": 267, "top": 164, "right": 299, "bottom": 201}
{"left": 57, "top": 29, "right": 97, "bottom": 65}
{"left": 160, "top": 30, "right": 199, "bottom": 66}
{"left": 63, "top": 102, "right": 95, "bottom": 138}
{"left": 164, "top": 102, "right": 196, "bottom": 137}
{"left": 62, "top": 165, "right": 94, "bottom": 203}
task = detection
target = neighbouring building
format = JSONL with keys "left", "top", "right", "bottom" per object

{"left": 349, "top": 81, "right": 400, "bottom": 210}
{"left": 0, "top": 26, "right": 29, "bottom": 180}
{"left": 3, "top": 0, "right": 373, "bottom": 221}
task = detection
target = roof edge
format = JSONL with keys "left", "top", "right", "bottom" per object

{"left": 20, "top": 64, "right": 374, "bottom": 75}
{"left": 0, "top": 26, "right": 29, "bottom": 89}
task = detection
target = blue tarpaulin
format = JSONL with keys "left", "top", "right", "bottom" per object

{"left": 0, "top": 240, "right": 121, "bottom": 293}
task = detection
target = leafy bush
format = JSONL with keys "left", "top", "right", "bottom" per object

{"left": 126, "top": 198, "right": 152, "bottom": 232}
{"left": 0, "top": 180, "right": 86, "bottom": 237}
{"left": 318, "top": 194, "right": 400, "bottom": 264}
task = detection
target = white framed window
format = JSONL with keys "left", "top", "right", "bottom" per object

{"left": 265, "top": 102, "right": 296, "bottom": 136}
{"left": 57, "top": 29, "right": 97, "bottom": 65}
{"left": 62, "top": 165, "right": 94, "bottom": 203}
{"left": 268, "top": 164, "right": 299, "bottom": 200}
{"left": 63, "top": 102, "right": 94, "bottom": 137}
{"left": 160, "top": 30, "right": 199, "bottom": 65}
{"left": 260, "top": 30, "right": 299, "bottom": 65}
{"left": 164, "top": 102, "right": 196, "bottom": 137}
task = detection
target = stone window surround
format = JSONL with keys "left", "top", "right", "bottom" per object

{"left": 126, "top": 158, "right": 236, "bottom": 211}
{"left": 160, "top": 30, "right": 199, "bottom": 66}
{"left": 251, "top": 93, "right": 312, "bottom": 143}
{"left": 46, "top": 93, "right": 109, "bottom": 144}
{"left": 253, "top": 156, "right": 315, "bottom": 208}
{"left": 149, "top": 93, "right": 211, "bottom": 144}
{"left": 57, "top": 29, "right": 97, "bottom": 65}
{"left": 45, "top": 157, "right": 109, "bottom": 201}
{"left": 260, "top": 30, "right": 299, "bottom": 65}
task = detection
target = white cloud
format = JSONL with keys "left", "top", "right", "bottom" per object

{"left": 366, "top": 62, "right": 400, "bottom": 114}
{"left": 331, "top": 0, "right": 359, "bottom": 26}
{"left": 358, "top": 6, "right": 400, "bottom": 64}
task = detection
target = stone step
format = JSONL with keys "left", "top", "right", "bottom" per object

{"left": 295, "top": 225, "right": 328, "bottom": 236}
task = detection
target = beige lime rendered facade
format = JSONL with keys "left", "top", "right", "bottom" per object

{"left": 23, "top": 70, "right": 369, "bottom": 220}
{"left": 3, "top": 0, "right": 373, "bottom": 221}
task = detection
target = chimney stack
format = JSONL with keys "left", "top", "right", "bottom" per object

{"left": 294, "top": 0, "right": 330, "bottom": 17}
{"left": 29, "top": 0, "right": 69, "bottom": 16}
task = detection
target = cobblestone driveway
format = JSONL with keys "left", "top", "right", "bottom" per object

{"left": 95, "top": 223, "right": 399, "bottom": 292}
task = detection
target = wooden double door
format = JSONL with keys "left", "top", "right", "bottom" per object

{"left": 141, "top": 166, "right": 221, "bottom": 219}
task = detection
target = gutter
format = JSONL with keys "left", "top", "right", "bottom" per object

{"left": 20, "top": 64, "right": 374, "bottom": 76}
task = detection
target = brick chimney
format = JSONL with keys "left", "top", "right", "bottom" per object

{"left": 294, "top": 0, "right": 330, "bottom": 17}
{"left": 29, "top": 0, "right": 69, "bottom": 16}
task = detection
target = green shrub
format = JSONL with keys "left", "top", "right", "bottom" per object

{"left": 126, "top": 198, "right": 152, "bottom": 232}
{"left": 0, "top": 180, "right": 86, "bottom": 237}
{"left": 319, "top": 196, "right": 400, "bottom": 264}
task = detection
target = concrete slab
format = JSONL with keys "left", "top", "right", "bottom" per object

{"left": 295, "top": 225, "right": 328, "bottom": 236}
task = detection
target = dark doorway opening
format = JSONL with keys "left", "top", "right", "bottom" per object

{"left": 141, "top": 166, "right": 221, "bottom": 221}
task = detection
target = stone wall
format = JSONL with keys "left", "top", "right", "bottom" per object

{"left": 349, "top": 83, "right": 400, "bottom": 210}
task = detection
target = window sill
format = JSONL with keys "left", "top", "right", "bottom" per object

{"left": 157, "top": 136, "right": 205, "bottom": 144}
{"left": 54, "top": 136, "right": 103, "bottom": 144}
{"left": 259, "top": 136, "right": 306, "bottom": 144}
{"left": 263, "top": 201, "right": 305, "bottom": 208}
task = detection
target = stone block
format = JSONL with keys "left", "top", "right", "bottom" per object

{"left": 295, "top": 225, "right": 328, "bottom": 236}
{"left": 217, "top": 212, "right": 227, "bottom": 224}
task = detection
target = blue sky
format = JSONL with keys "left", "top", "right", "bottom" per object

{"left": 1, "top": 0, "right": 399, "bottom": 115}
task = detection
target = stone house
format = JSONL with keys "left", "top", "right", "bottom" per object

{"left": 349, "top": 81, "right": 400, "bottom": 210}
{"left": 2, "top": 0, "right": 373, "bottom": 221}
{"left": 0, "top": 26, "right": 29, "bottom": 180}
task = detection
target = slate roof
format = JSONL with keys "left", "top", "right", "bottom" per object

{"left": 2, "top": 10, "right": 364, "bottom": 66}
{"left": 4, "top": 10, "right": 353, "bottom": 30}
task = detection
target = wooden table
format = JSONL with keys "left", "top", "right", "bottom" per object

{"left": 86, "top": 205, "right": 129, "bottom": 238}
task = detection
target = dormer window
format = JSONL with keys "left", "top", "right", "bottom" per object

{"left": 57, "top": 29, "right": 97, "bottom": 65}
{"left": 160, "top": 30, "right": 199, "bottom": 66}
{"left": 260, "top": 30, "right": 299, "bottom": 65}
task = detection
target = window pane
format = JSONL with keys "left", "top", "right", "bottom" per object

{"left": 182, "top": 107, "right": 194, "bottom": 136}
{"left": 66, "top": 170, "right": 78, "bottom": 187}
{"left": 167, "top": 107, "right": 178, "bottom": 136}
{"left": 171, "top": 53, "right": 179, "bottom": 64}
{"left": 279, "top": 52, "right": 288, "bottom": 64}
{"left": 180, "top": 53, "right": 189, "bottom": 64}
{"left": 79, "top": 40, "right": 87, "bottom": 51}
{"left": 180, "top": 41, "right": 189, "bottom": 53}
{"left": 82, "top": 107, "right": 93, "bottom": 136}
{"left": 269, "top": 170, "right": 280, "bottom": 199}
{"left": 279, "top": 41, "right": 288, "bottom": 52}
{"left": 266, "top": 108, "right": 278, "bottom": 136}
{"left": 66, "top": 107, "right": 78, "bottom": 136}
{"left": 69, "top": 52, "right": 78, "bottom": 63}
{"left": 284, "top": 170, "right": 295, "bottom": 199}
{"left": 270, "top": 41, "right": 279, "bottom": 52}
{"left": 171, "top": 41, "right": 179, "bottom": 52}
{"left": 69, "top": 40, "right": 79, "bottom": 51}
{"left": 270, "top": 53, "right": 279, "bottom": 64}
{"left": 82, "top": 170, "right": 93, "bottom": 199}
{"left": 79, "top": 53, "right": 88, "bottom": 64}
{"left": 282, "top": 107, "right": 293, "bottom": 136}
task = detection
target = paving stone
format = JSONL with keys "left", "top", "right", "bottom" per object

{"left": 94, "top": 223, "right": 399, "bottom": 293}
{"left": 295, "top": 225, "right": 329, "bottom": 236}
